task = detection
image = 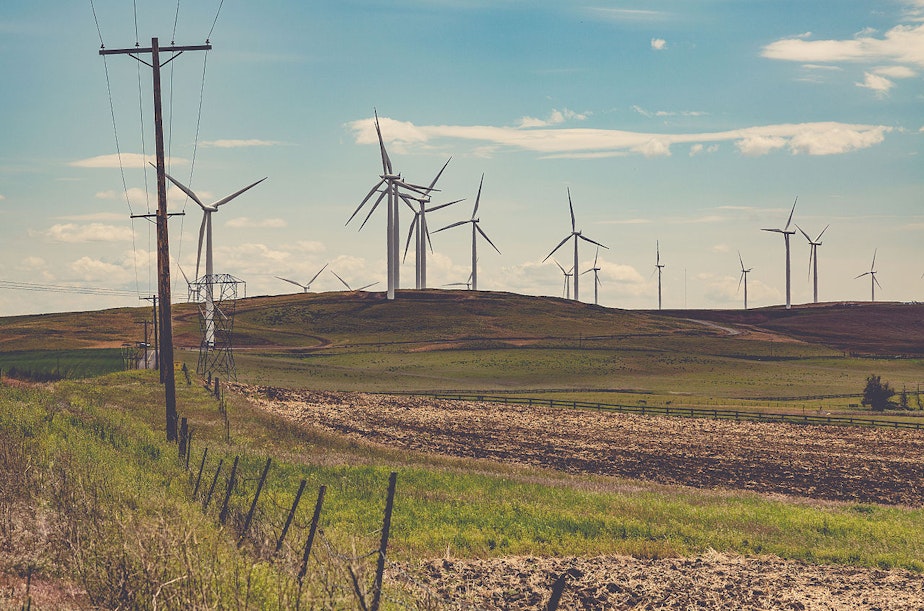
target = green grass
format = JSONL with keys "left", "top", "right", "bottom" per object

{"left": 0, "top": 348, "right": 125, "bottom": 380}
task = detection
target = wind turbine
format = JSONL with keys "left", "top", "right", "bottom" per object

{"left": 543, "top": 188, "right": 607, "bottom": 302}
{"left": 654, "top": 241, "right": 665, "bottom": 310}
{"left": 433, "top": 174, "right": 500, "bottom": 291}
{"left": 738, "top": 251, "right": 752, "bottom": 310}
{"left": 796, "top": 224, "right": 829, "bottom": 304}
{"left": 162, "top": 169, "right": 266, "bottom": 347}
{"left": 761, "top": 197, "right": 798, "bottom": 309}
{"left": 330, "top": 270, "right": 379, "bottom": 292}
{"left": 276, "top": 263, "right": 329, "bottom": 293}
{"left": 855, "top": 249, "right": 881, "bottom": 302}
{"left": 400, "top": 158, "right": 463, "bottom": 290}
{"left": 444, "top": 270, "right": 474, "bottom": 290}
{"left": 581, "top": 248, "right": 603, "bottom": 306}
{"left": 347, "top": 109, "right": 430, "bottom": 300}
{"left": 553, "top": 259, "right": 573, "bottom": 299}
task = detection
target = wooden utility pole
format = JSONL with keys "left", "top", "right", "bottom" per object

{"left": 101, "top": 38, "right": 211, "bottom": 441}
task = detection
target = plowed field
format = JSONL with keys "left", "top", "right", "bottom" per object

{"left": 240, "top": 386, "right": 924, "bottom": 507}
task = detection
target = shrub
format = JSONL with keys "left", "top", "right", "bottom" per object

{"left": 861, "top": 375, "right": 895, "bottom": 412}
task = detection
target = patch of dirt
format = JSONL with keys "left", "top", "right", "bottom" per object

{"left": 238, "top": 385, "right": 924, "bottom": 506}
{"left": 392, "top": 552, "right": 924, "bottom": 610}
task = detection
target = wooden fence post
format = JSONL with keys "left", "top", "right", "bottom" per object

{"left": 219, "top": 456, "right": 240, "bottom": 525}
{"left": 276, "top": 479, "right": 307, "bottom": 554}
{"left": 204, "top": 458, "right": 224, "bottom": 509}
{"left": 185, "top": 430, "right": 192, "bottom": 470}
{"left": 239, "top": 458, "right": 272, "bottom": 544}
{"left": 370, "top": 472, "right": 397, "bottom": 611}
{"left": 193, "top": 447, "right": 209, "bottom": 496}
{"left": 178, "top": 417, "right": 188, "bottom": 459}
{"left": 297, "top": 484, "right": 327, "bottom": 583}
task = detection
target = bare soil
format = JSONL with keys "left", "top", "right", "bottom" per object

{"left": 393, "top": 552, "right": 924, "bottom": 610}
{"left": 240, "top": 386, "right": 924, "bottom": 507}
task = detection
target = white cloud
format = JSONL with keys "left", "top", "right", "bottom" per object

{"left": 517, "top": 108, "right": 588, "bottom": 128}
{"left": 600, "top": 218, "right": 652, "bottom": 225}
{"left": 44, "top": 223, "right": 133, "bottom": 243}
{"left": 293, "top": 240, "right": 326, "bottom": 253}
{"left": 55, "top": 212, "right": 124, "bottom": 222}
{"left": 226, "top": 217, "right": 287, "bottom": 229}
{"left": 350, "top": 115, "right": 890, "bottom": 159}
{"left": 20, "top": 256, "right": 46, "bottom": 270}
{"left": 69, "top": 153, "right": 188, "bottom": 169}
{"left": 0, "top": 194, "right": 5, "bottom": 201}
{"left": 201, "top": 139, "right": 285, "bottom": 148}
{"left": 712, "top": 244, "right": 730, "bottom": 253}
{"left": 689, "top": 143, "right": 719, "bottom": 156}
{"left": 762, "top": 23, "right": 924, "bottom": 68}
{"left": 857, "top": 71, "right": 895, "bottom": 95}
{"left": 875, "top": 65, "right": 917, "bottom": 78}
{"left": 651, "top": 38, "right": 667, "bottom": 51}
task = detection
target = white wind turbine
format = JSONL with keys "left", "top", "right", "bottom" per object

{"left": 855, "top": 249, "right": 881, "bottom": 302}
{"left": 761, "top": 197, "right": 798, "bottom": 309}
{"left": 276, "top": 263, "right": 329, "bottom": 293}
{"left": 738, "top": 251, "right": 752, "bottom": 310}
{"left": 162, "top": 169, "right": 266, "bottom": 347}
{"left": 400, "top": 158, "right": 464, "bottom": 289}
{"left": 581, "top": 248, "right": 603, "bottom": 306}
{"left": 543, "top": 188, "right": 607, "bottom": 302}
{"left": 433, "top": 174, "right": 500, "bottom": 291}
{"left": 553, "top": 259, "right": 574, "bottom": 299}
{"left": 796, "top": 224, "right": 829, "bottom": 304}
{"left": 330, "top": 270, "right": 380, "bottom": 292}
{"left": 444, "top": 269, "right": 474, "bottom": 290}
{"left": 347, "top": 110, "right": 430, "bottom": 300}
{"left": 654, "top": 241, "right": 665, "bottom": 310}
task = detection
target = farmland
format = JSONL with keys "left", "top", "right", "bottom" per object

{"left": 1, "top": 291, "right": 923, "bottom": 608}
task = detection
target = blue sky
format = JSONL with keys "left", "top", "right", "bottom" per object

{"left": 0, "top": 1, "right": 922, "bottom": 315}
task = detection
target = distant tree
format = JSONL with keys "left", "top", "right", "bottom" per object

{"left": 862, "top": 374, "right": 895, "bottom": 412}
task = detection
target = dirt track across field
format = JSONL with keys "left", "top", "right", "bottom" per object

{"left": 240, "top": 386, "right": 924, "bottom": 507}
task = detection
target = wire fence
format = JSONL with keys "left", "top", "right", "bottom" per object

{"left": 402, "top": 392, "right": 924, "bottom": 431}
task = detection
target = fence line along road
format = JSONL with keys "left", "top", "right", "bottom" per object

{"left": 402, "top": 393, "right": 924, "bottom": 431}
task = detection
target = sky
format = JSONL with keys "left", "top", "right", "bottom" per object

{"left": 0, "top": 0, "right": 922, "bottom": 316}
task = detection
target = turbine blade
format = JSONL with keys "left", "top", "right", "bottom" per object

{"left": 399, "top": 193, "right": 420, "bottom": 212}
{"left": 761, "top": 228, "right": 783, "bottom": 233}
{"left": 433, "top": 219, "right": 470, "bottom": 234}
{"left": 475, "top": 223, "right": 501, "bottom": 254}
{"left": 177, "top": 263, "right": 191, "bottom": 286}
{"left": 738, "top": 250, "right": 745, "bottom": 271}
{"left": 213, "top": 176, "right": 267, "bottom": 207}
{"left": 357, "top": 281, "right": 379, "bottom": 291}
{"left": 472, "top": 174, "right": 484, "bottom": 219}
{"left": 871, "top": 248, "right": 877, "bottom": 271}
{"left": 594, "top": 247, "right": 599, "bottom": 268}
{"left": 161, "top": 167, "right": 206, "bottom": 209}
{"left": 425, "top": 225, "right": 434, "bottom": 253}
{"left": 815, "top": 224, "right": 829, "bottom": 241}
{"left": 796, "top": 224, "right": 811, "bottom": 242}
{"left": 307, "top": 262, "right": 329, "bottom": 285}
{"left": 874, "top": 275, "right": 882, "bottom": 289}
{"left": 426, "top": 198, "right": 465, "bottom": 213}
{"left": 807, "top": 246, "right": 814, "bottom": 280}
{"left": 403, "top": 216, "right": 418, "bottom": 262}
{"left": 567, "top": 188, "right": 576, "bottom": 232}
{"left": 358, "top": 190, "right": 388, "bottom": 231}
{"left": 579, "top": 235, "right": 608, "bottom": 249}
{"left": 195, "top": 213, "right": 207, "bottom": 280}
{"left": 347, "top": 178, "right": 386, "bottom": 225}
{"left": 656, "top": 240, "right": 660, "bottom": 265}
{"left": 855, "top": 272, "right": 870, "bottom": 279}
{"left": 426, "top": 157, "right": 452, "bottom": 193}
{"left": 543, "top": 235, "right": 572, "bottom": 262}
{"left": 553, "top": 259, "right": 566, "bottom": 274}
{"left": 374, "top": 109, "right": 392, "bottom": 174}
{"left": 330, "top": 270, "right": 351, "bottom": 291}
{"left": 737, "top": 271, "right": 744, "bottom": 293}
{"left": 784, "top": 196, "right": 797, "bottom": 231}
{"left": 276, "top": 276, "right": 305, "bottom": 289}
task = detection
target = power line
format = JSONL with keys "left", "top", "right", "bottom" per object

{"left": 207, "top": 0, "right": 225, "bottom": 41}
{"left": 0, "top": 280, "right": 139, "bottom": 297}
{"left": 88, "top": 0, "right": 104, "bottom": 48}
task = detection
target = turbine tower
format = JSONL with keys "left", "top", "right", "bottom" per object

{"left": 581, "top": 248, "right": 603, "bottom": 305}
{"left": 738, "top": 251, "right": 752, "bottom": 310}
{"left": 855, "top": 249, "right": 881, "bottom": 302}
{"left": 162, "top": 169, "right": 266, "bottom": 347}
{"left": 553, "top": 259, "right": 573, "bottom": 299}
{"left": 276, "top": 263, "right": 329, "bottom": 293}
{"left": 761, "top": 197, "right": 798, "bottom": 309}
{"left": 400, "top": 158, "right": 462, "bottom": 289}
{"left": 543, "top": 188, "right": 607, "bottom": 302}
{"left": 796, "top": 224, "right": 829, "bottom": 304}
{"left": 433, "top": 174, "right": 500, "bottom": 291}
{"left": 654, "top": 241, "right": 665, "bottom": 310}
{"left": 347, "top": 110, "right": 429, "bottom": 300}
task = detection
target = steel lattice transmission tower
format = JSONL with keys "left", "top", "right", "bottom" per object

{"left": 189, "top": 273, "right": 244, "bottom": 380}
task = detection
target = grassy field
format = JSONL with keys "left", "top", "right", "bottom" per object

{"left": 3, "top": 371, "right": 923, "bottom": 608}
